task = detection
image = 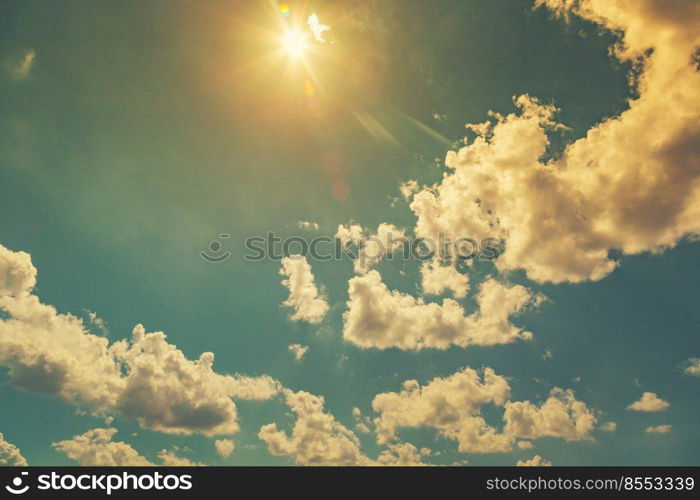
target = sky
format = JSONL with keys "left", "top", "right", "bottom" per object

{"left": 1, "top": 0, "right": 699, "bottom": 466}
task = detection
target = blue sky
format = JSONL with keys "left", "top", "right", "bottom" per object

{"left": 1, "top": 0, "right": 699, "bottom": 466}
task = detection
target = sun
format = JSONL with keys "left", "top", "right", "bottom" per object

{"left": 281, "top": 29, "right": 308, "bottom": 59}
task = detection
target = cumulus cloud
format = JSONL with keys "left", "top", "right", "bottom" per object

{"left": 156, "top": 449, "right": 203, "bottom": 466}
{"left": 259, "top": 389, "right": 373, "bottom": 466}
{"left": 683, "top": 357, "right": 700, "bottom": 376}
{"left": 53, "top": 428, "right": 152, "bottom": 466}
{"left": 0, "top": 243, "right": 280, "bottom": 437}
{"left": 420, "top": 260, "right": 469, "bottom": 299}
{"left": 0, "top": 433, "right": 27, "bottom": 466}
{"left": 336, "top": 223, "right": 408, "bottom": 274}
{"left": 599, "top": 421, "right": 617, "bottom": 432}
{"left": 343, "top": 270, "right": 536, "bottom": 350}
{"left": 399, "top": 180, "right": 419, "bottom": 201}
{"left": 288, "top": 343, "right": 309, "bottom": 361}
{"left": 627, "top": 392, "right": 669, "bottom": 412}
{"left": 375, "top": 442, "right": 429, "bottom": 466}
{"left": 517, "top": 455, "right": 552, "bottom": 466}
{"left": 214, "top": 439, "right": 235, "bottom": 458}
{"left": 645, "top": 424, "right": 672, "bottom": 434}
{"left": 372, "top": 368, "right": 597, "bottom": 455}
{"left": 410, "top": 0, "right": 700, "bottom": 283}
{"left": 279, "top": 256, "right": 329, "bottom": 324}
{"left": 503, "top": 388, "right": 598, "bottom": 441}
{"left": 372, "top": 367, "right": 513, "bottom": 453}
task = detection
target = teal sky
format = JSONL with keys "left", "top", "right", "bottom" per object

{"left": 1, "top": 0, "right": 699, "bottom": 466}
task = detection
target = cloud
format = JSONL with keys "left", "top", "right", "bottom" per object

{"left": 259, "top": 389, "right": 373, "bottom": 465}
{"left": 517, "top": 455, "right": 552, "bottom": 466}
{"left": 645, "top": 424, "right": 672, "bottom": 434}
{"left": 297, "top": 220, "right": 320, "bottom": 231}
{"left": 156, "top": 449, "right": 203, "bottom": 466}
{"left": 307, "top": 14, "right": 331, "bottom": 43}
{"left": 336, "top": 223, "right": 408, "bottom": 274}
{"left": 410, "top": 0, "right": 700, "bottom": 283}
{"left": 53, "top": 428, "right": 152, "bottom": 466}
{"left": 375, "top": 442, "right": 429, "bottom": 466}
{"left": 372, "top": 367, "right": 513, "bottom": 453}
{"left": 627, "top": 392, "right": 670, "bottom": 412}
{"left": 343, "top": 270, "right": 536, "bottom": 350}
{"left": 372, "top": 368, "right": 597, "bottom": 455}
{"left": 517, "top": 440, "right": 534, "bottom": 449}
{"left": 280, "top": 256, "right": 329, "bottom": 324}
{"left": 0, "top": 433, "right": 27, "bottom": 466}
{"left": 683, "top": 357, "right": 700, "bottom": 376}
{"left": 503, "top": 388, "right": 598, "bottom": 441}
{"left": 399, "top": 180, "right": 419, "bottom": 201}
{"left": 0, "top": 243, "right": 280, "bottom": 437}
{"left": 599, "top": 421, "right": 617, "bottom": 432}
{"left": 420, "top": 260, "right": 469, "bottom": 299}
{"left": 288, "top": 343, "right": 309, "bottom": 361}
{"left": 6, "top": 49, "right": 36, "bottom": 81}
{"left": 214, "top": 439, "right": 235, "bottom": 458}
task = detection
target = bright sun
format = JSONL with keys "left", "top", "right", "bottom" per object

{"left": 281, "top": 29, "right": 308, "bottom": 59}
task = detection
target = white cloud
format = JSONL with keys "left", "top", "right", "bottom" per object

{"left": 503, "top": 388, "right": 598, "bottom": 441}
{"left": 156, "top": 449, "right": 203, "bottom": 466}
{"left": 517, "top": 440, "right": 534, "bottom": 450}
{"left": 683, "top": 357, "right": 700, "bottom": 376}
{"left": 372, "top": 367, "right": 513, "bottom": 453}
{"left": 399, "top": 180, "right": 419, "bottom": 201}
{"left": 53, "top": 428, "right": 152, "bottom": 466}
{"left": 259, "top": 389, "right": 373, "bottom": 465}
{"left": 420, "top": 260, "right": 469, "bottom": 299}
{"left": 372, "top": 368, "right": 597, "bottom": 455}
{"left": 280, "top": 256, "right": 329, "bottom": 324}
{"left": 645, "top": 424, "right": 672, "bottom": 434}
{"left": 307, "top": 14, "right": 330, "bottom": 43}
{"left": 0, "top": 433, "right": 27, "bottom": 466}
{"left": 517, "top": 455, "right": 552, "bottom": 466}
{"left": 343, "top": 270, "right": 536, "bottom": 350}
{"left": 214, "top": 439, "right": 235, "bottom": 458}
{"left": 410, "top": 0, "right": 700, "bottom": 283}
{"left": 7, "top": 49, "right": 36, "bottom": 81}
{"left": 375, "top": 442, "right": 429, "bottom": 466}
{"left": 0, "top": 243, "right": 280, "bottom": 437}
{"left": 336, "top": 223, "right": 408, "bottom": 274}
{"left": 297, "top": 220, "right": 320, "bottom": 231}
{"left": 599, "top": 421, "right": 617, "bottom": 432}
{"left": 627, "top": 392, "right": 669, "bottom": 412}
{"left": 288, "top": 343, "right": 309, "bottom": 361}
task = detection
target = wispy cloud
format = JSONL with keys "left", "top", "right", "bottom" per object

{"left": 307, "top": 14, "right": 330, "bottom": 43}
{"left": 7, "top": 49, "right": 36, "bottom": 80}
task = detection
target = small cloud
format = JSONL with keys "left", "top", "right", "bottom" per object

{"left": 543, "top": 349, "right": 554, "bottom": 360}
{"left": 645, "top": 424, "right": 672, "bottom": 434}
{"left": 599, "top": 421, "right": 617, "bottom": 432}
{"left": 517, "top": 455, "right": 552, "bottom": 467}
{"left": 7, "top": 49, "right": 36, "bottom": 81}
{"left": 214, "top": 439, "right": 235, "bottom": 458}
{"left": 627, "top": 392, "right": 669, "bottom": 412}
{"left": 288, "top": 343, "right": 309, "bottom": 361}
{"left": 297, "top": 220, "right": 320, "bottom": 231}
{"left": 517, "top": 441, "right": 534, "bottom": 450}
{"left": 87, "top": 311, "right": 109, "bottom": 336}
{"left": 683, "top": 357, "right": 700, "bottom": 376}
{"left": 307, "top": 14, "right": 330, "bottom": 43}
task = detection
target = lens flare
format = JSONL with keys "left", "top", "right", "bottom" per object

{"left": 279, "top": 3, "right": 290, "bottom": 18}
{"left": 281, "top": 29, "right": 307, "bottom": 59}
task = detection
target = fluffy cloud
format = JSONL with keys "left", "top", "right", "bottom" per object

{"left": 297, "top": 220, "right": 320, "bottom": 231}
{"left": 336, "top": 223, "right": 408, "bottom": 274}
{"left": 0, "top": 433, "right": 27, "bottom": 466}
{"left": 279, "top": 256, "right": 329, "bottom": 324}
{"left": 307, "top": 14, "right": 330, "bottom": 43}
{"left": 0, "top": 243, "right": 280, "bottom": 437}
{"left": 214, "top": 439, "right": 235, "bottom": 458}
{"left": 372, "top": 367, "right": 513, "bottom": 453}
{"left": 53, "top": 428, "right": 152, "bottom": 466}
{"left": 627, "top": 392, "right": 669, "bottom": 412}
{"left": 373, "top": 368, "right": 597, "bottom": 455}
{"left": 156, "top": 449, "right": 203, "bottom": 466}
{"left": 420, "top": 260, "right": 469, "bottom": 299}
{"left": 288, "top": 343, "right": 309, "bottom": 361}
{"left": 259, "top": 389, "right": 373, "bottom": 466}
{"left": 517, "top": 455, "right": 552, "bottom": 466}
{"left": 375, "top": 442, "right": 429, "bottom": 466}
{"left": 410, "top": 0, "right": 700, "bottom": 283}
{"left": 503, "top": 388, "right": 598, "bottom": 441}
{"left": 645, "top": 424, "right": 672, "bottom": 434}
{"left": 343, "top": 270, "right": 536, "bottom": 350}
{"left": 600, "top": 422, "right": 617, "bottom": 432}
{"left": 683, "top": 357, "right": 700, "bottom": 376}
